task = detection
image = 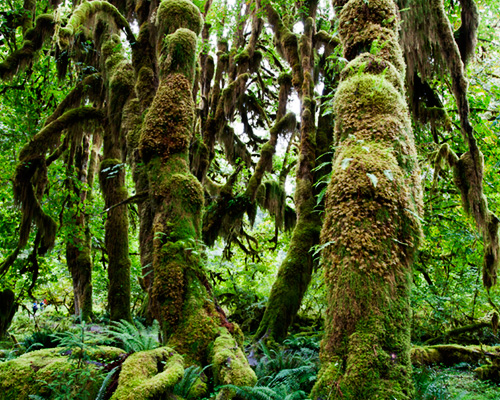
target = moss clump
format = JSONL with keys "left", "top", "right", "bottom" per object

{"left": 111, "top": 347, "right": 184, "bottom": 400}
{"left": 332, "top": 74, "right": 415, "bottom": 169}
{"left": 159, "top": 28, "right": 198, "bottom": 83}
{"left": 211, "top": 328, "right": 257, "bottom": 389}
{"left": 139, "top": 74, "right": 194, "bottom": 162}
{"left": 340, "top": 52, "right": 403, "bottom": 93}
{"left": 0, "top": 346, "right": 125, "bottom": 400}
{"left": 339, "top": 0, "right": 397, "bottom": 37}
{"left": 156, "top": 0, "right": 203, "bottom": 37}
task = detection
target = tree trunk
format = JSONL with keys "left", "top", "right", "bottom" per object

{"left": 99, "top": 32, "right": 136, "bottom": 323}
{"left": 255, "top": 1, "right": 321, "bottom": 343}
{"left": 136, "top": 0, "right": 256, "bottom": 391}
{"left": 311, "top": 0, "right": 423, "bottom": 398}
{"left": 100, "top": 154, "right": 132, "bottom": 322}
{"left": 66, "top": 132, "right": 97, "bottom": 322}
{"left": 0, "top": 289, "right": 17, "bottom": 338}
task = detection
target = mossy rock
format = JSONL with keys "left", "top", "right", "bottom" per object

{"left": 0, "top": 346, "right": 125, "bottom": 400}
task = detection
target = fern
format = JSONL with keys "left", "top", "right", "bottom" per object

{"left": 103, "top": 319, "right": 159, "bottom": 353}
{"left": 173, "top": 364, "right": 210, "bottom": 398}
{"left": 222, "top": 385, "right": 283, "bottom": 400}
{"left": 95, "top": 365, "right": 119, "bottom": 400}
{"left": 221, "top": 385, "right": 308, "bottom": 400}
{"left": 249, "top": 340, "right": 318, "bottom": 399}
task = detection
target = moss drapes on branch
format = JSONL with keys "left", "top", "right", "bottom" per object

{"left": 13, "top": 107, "right": 103, "bottom": 263}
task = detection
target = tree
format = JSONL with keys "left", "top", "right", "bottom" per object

{"left": 311, "top": 0, "right": 422, "bottom": 397}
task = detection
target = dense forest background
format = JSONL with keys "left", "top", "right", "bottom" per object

{"left": 0, "top": 0, "right": 500, "bottom": 398}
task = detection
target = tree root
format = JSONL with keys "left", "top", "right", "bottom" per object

{"left": 111, "top": 327, "right": 256, "bottom": 400}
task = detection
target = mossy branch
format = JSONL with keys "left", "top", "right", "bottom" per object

{"left": 0, "top": 14, "right": 55, "bottom": 80}
{"left": 60, "top": 1, "right": 135, "bottom": 46}
{"left": 103, "top": 190, "right": 149, "bottom": 213}
{"left": 20, "top": 107, "right": 104, "bottom": 160}
{"left": 14, "top": 107, "right": 104, "bottom": 251}
{"left": 45, "top": 74, "right": 103, "bottom": 126}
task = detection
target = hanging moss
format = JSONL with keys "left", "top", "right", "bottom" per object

{"left": 59, "top": 0, "right": 134, "bottom": 46}
{"left": 435, "top": 145, "right": 500, "bottom": 289}
{"left": 0, "top": 14, "right": 54, "bottom": 80}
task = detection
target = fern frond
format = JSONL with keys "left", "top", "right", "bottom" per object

{"left": 103, "top": 319, "right": 159, "bottom": 353}
{"left": 222, "top": 385, "right": 282, "bottom": 400}
{"left": 95, "top": 366, "right": 119, "bottom": 400}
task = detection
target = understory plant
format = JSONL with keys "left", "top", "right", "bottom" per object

{"left": 103, "top": 319, "right": 159, "bottom": 353}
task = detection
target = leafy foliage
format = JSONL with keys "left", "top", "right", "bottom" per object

{"left": 103, "top": 319, "right": 159, "bottom": 353}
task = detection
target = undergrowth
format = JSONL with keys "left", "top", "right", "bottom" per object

{"left": 413, "top": 365, "right": 500, "bottom": 400}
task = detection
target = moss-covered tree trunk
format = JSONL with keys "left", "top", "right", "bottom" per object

{"left": 137, "top": 1, "right": 256, "bottom": 392}
{"left": 66, "top": 133, "right": 96, "bottom": 321}
{"left": 255, "top": 1, "right": 321, "bottom": 343}
{"left": 139, "top": 0, "right": 222, "bottom": 355}
{"left": 98, "top": 31, "right": 136, "bottom": 323}
{"left": 100, "top": 149, "right": 132, "bottom": 322}
{"left": 311, "top": 0, "right": 423, "bottom": 398}
{"left": 0, "top": 289, "right": 17, "bottom": 338}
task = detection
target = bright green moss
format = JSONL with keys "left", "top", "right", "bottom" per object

{"left": 0, "top": 347, "right": 125, "bottom": 400}
{"left": 156, "top": 0, "right": 203, "bottom": 36}
{"left": 211, "top": 328, "right": 257, "bottom": 387}
{"left": 159, "top": 28, "right": 198, "bottom": 83}
{"left": 340, "top": 52, "right": 403, "bottom": 93}
{"left": 111, "top": 347, "right": 184, "bottom": 400}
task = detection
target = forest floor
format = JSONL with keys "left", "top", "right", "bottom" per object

{"left": 1, "top": 307, "right": 500, "bottom": 399}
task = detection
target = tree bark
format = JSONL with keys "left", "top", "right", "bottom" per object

{"left": 311, "top": 0, "right": 423, "bottom": 398}
{"left": 97, "top": 29, "right": 137, "bottom": 323}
